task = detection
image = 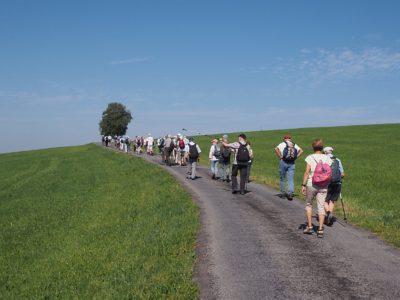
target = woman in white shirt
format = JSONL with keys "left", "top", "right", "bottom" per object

{"left": 301, "top": 139, "right": 332, "bottom": 238}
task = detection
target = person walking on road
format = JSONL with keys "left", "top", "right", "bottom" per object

{"left": 146, "top": 134, "right": 154, "bottom": 155}
{"left": 223, "top": 134, "right": 253, "bottom": 195}
{"left": 164, "top": 134, "right": 174, "bottom": 166}
{"left": 275, "top": 134, "right": 303, "bottom": 200}
{"left": 302, "top": 139, "right": 333, "bottom": 238}
{"left": 219, "top": 135, "right": 231, "bottom": 182}
{"left": 186, "top": 137, "right": 201, "bottom": 180}
{"left": 209, "top": 139, "right": 221, "bottom": 180}
{"left": 324, "top": 146, "right": 345, "bottom": 226}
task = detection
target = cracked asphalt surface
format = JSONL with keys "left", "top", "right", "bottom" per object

{"left": 104, "top": 146, "right": 400, "bottom": 300}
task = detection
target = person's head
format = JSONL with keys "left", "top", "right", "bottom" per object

{"left": 189, "top": 136, "right": 194, "bottom": 142}
{"left": 223, "top": 134, "right": 228, "bottom": 140}
{"left": 211, "top": 139, "right": 218, "bottom": 144}
{"left": 323, "top": 146, "right": 334, "bottom": 155}
{"left": 312, "top": 139, "right": 324, "bottom": 152}
{"left": 283, "top": 134, "right": 291, "bottom": 141}
{"left": 238, "top": 133, "right": 247, "bottom": 143}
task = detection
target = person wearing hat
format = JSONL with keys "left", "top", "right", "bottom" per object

{"left": 274, "top": 134, "right": 303, "bottom": 200}
{"left": 186, "top": 137, "right": 202, "bottom": 180}
{"left": 323, "top": 146, "right": 345, "bottom": 226}
{"left": 209, "top": 139, "right": 221, "bottom": 179}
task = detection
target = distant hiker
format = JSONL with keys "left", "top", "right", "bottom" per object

{"left": 275, "top": 134, "right": 304, "bottom": 200}
{"left": 157, "top": 137, "right": 165, "bottom": 156}
{"left": 119, "top": 136, "right": 124, "bottom": 151}
{"left": 147, "top": 134, "right": 154, "bottom": 155}
{"left": 223, "top": 133, "right": 253, "bottom": 195}
{"left": 105, "top": 136, "right": 109, "bottom": 147}
{"left": 186, "top": 137, "right": 201, "bottom": 180}
{"left": 124, "top": 136, "right": 130, "bottom": 153}
{"left": 218, "top": 135, "right": 231, "bottom": 182}
{"left": 324, "top": 146, "right": 345, "bottom": 226}
{"left": 136, "top": 136, "right": 142, "bottom": 154}
{"left": 209, "top": 139, "right": 221, "bottom": 179}
{"left": 302, "top": 139, "right": 332, "bottom": 238}
{"left": 164, "top": 134, "right": 174, "bottom": 166}
{"left": 246, "top": 141, "right": 253, "bottom": 183}
{"left": 178, "top": 134, "right": 187, "bottom": 166}
{"left": 101, "top": 135, "right": 105, "bottom": 146}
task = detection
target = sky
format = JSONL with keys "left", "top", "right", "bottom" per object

{"left": 1, "top": 0, "right": 400, "bottom": 153}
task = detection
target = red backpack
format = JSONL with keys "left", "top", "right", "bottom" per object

{"left": 179, "top": 139, "right": 185, "bottom": 150}
{"left": 312, "top": 156, "right": 332, "bottom": 187}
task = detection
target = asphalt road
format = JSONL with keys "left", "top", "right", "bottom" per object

{"left": 105, "top": 147, "right": 400, "bottom": 300}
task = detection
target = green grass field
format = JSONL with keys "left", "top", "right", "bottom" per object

{"left": 0, "top": 144, "right": 199, "bottom": 299}
{"left": 194, "top": 123, "right": 400, "bottom": 247}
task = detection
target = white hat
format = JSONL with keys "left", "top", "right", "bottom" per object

{"left": 323, "top": 146, "right": 334, "bottom": 154}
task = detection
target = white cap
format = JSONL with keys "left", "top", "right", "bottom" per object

{"left": 323, "top": 146, "right": 334, "bottom": 154}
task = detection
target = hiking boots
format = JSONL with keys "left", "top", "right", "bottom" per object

{"left": 286, "top": 193, "right": 294, "bottom": 201}
{"left": 317, "top": 228, "right": 324, "bottom": 238}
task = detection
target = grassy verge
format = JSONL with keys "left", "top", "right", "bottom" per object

{"left": 194, "top": 124, "right": 400, "bottom": 247}
{"left": 0, "top": 144, "right": 199, "bottom": 299}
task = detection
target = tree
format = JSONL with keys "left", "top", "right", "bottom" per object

{"left": 99, "top": 102, "right": 132, "bottom": 136}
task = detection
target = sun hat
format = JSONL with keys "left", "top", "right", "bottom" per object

{"left": 323, "top": 146, "right": 334, "bottom": 154}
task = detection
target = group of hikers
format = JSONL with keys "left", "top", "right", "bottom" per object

{"left": 102, "top": 132, "right": 345, "bottom": 238}
{"left": 101, "top": 134, "right": 155, "bottom": 155}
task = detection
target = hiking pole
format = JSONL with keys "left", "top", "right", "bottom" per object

{"left": 340, "top": 193, "right": 348, "bottom": 222}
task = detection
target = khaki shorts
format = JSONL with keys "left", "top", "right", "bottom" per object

{"left": 305, "top": 185, "right": 327, "bottom": 215}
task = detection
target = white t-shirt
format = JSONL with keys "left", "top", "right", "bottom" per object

{"left": 305, "top": 154, "right": 333, "bottom": 186}
{"left": 276, "top": 141, "right": 302, "bottom": 156}
{"left": 147, "top": 136, "right": 154, "bottom": 146}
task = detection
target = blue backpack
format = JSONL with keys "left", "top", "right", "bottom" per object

{"left": 330, "top": 157, "right": 342, "bottom": 183}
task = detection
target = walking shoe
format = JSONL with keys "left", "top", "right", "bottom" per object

{"left": 317, "top": 228, "right": 324, "bottom": 238}
{"left": 286, "top": 193, "right": 294, "bottom": 201}
{"left": 212, "top": 174, "right": 216, "bottom": 180}
{"left": 279, "top": 193, "right": 287, "bottom": 199}
{"left": 303, "top": 226, "right": 313, "bottom": 234}
{"left": 327, "top": 213, "right": 334, "bottom": 226}
{"left": 232, "top": 190, "right": 239, "bottom": 194}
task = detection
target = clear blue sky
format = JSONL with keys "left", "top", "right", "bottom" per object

{"left": 1, "top": 0, "right": 400, "bottom": 153}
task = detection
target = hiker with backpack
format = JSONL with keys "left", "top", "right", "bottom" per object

{"left": 223, "top": 134, "right": 253, "bottom": 195}
{"left": 178, "top": 135, "right": 187, "bottom": 166}
{"left": 164, "top": 134, "right": 174, "bottom": 166}
{"left": 301, "top": 139, "right": 333, "bottom": 238}
{"left": 209, "top": 139, "right": 221, "bottom": 180}
{"left": 218, "top": 135, "right": 231, "bottom": 182}
{"left": 275, "top": 134, "right": 304, "bottom": 201}
{"left": 186, "top": 137, "right": 201, "bottom": 180}
{"left": 324, "top": 146, "right": 345, "bottom": 226}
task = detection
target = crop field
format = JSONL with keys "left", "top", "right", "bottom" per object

{"left": 194, "top": 124, "right": 400, "bottom": 247}
{"left": 0, "top": 144, "right": 199, "bottom": 299}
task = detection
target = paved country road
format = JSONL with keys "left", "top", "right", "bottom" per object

{"left": 103, "top": 146, "right": 400, "bottom": 299}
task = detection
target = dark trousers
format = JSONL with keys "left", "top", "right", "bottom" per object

{"left": 232, "top": 164, "right": 248, "bottom": 192}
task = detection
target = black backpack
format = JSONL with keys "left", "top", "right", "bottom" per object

{"left": 236, "top": 143, "right": 250, "bottom": 165}
{"left": 221, "top": 145, "right": 231, "bottom": 160}
{"left": 189, "top": 144, "right": 199, "bottom": 159}
{"left": 330, "top": 157, "right": 342, "bottom": 183}
{"left": 213, "top": 145, "right": 221, "bottom": 158}
{"left": 282, "top": 141, "right": 298, "bottom": 162}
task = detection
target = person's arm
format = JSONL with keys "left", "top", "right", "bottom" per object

{"left": 209, "top": 146, "right": 213, "bottom": 160}
{"left": 297, "top": 147, "right": 304, "bottom": 158}
{"left": 274, "top": 147, "right": 283, "bottom": 159}
{"left": 301, "top": 164, "right": 311, "bottom": 195}
{"left": 339, "top": 159, "right": 345, "bottom": 178}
